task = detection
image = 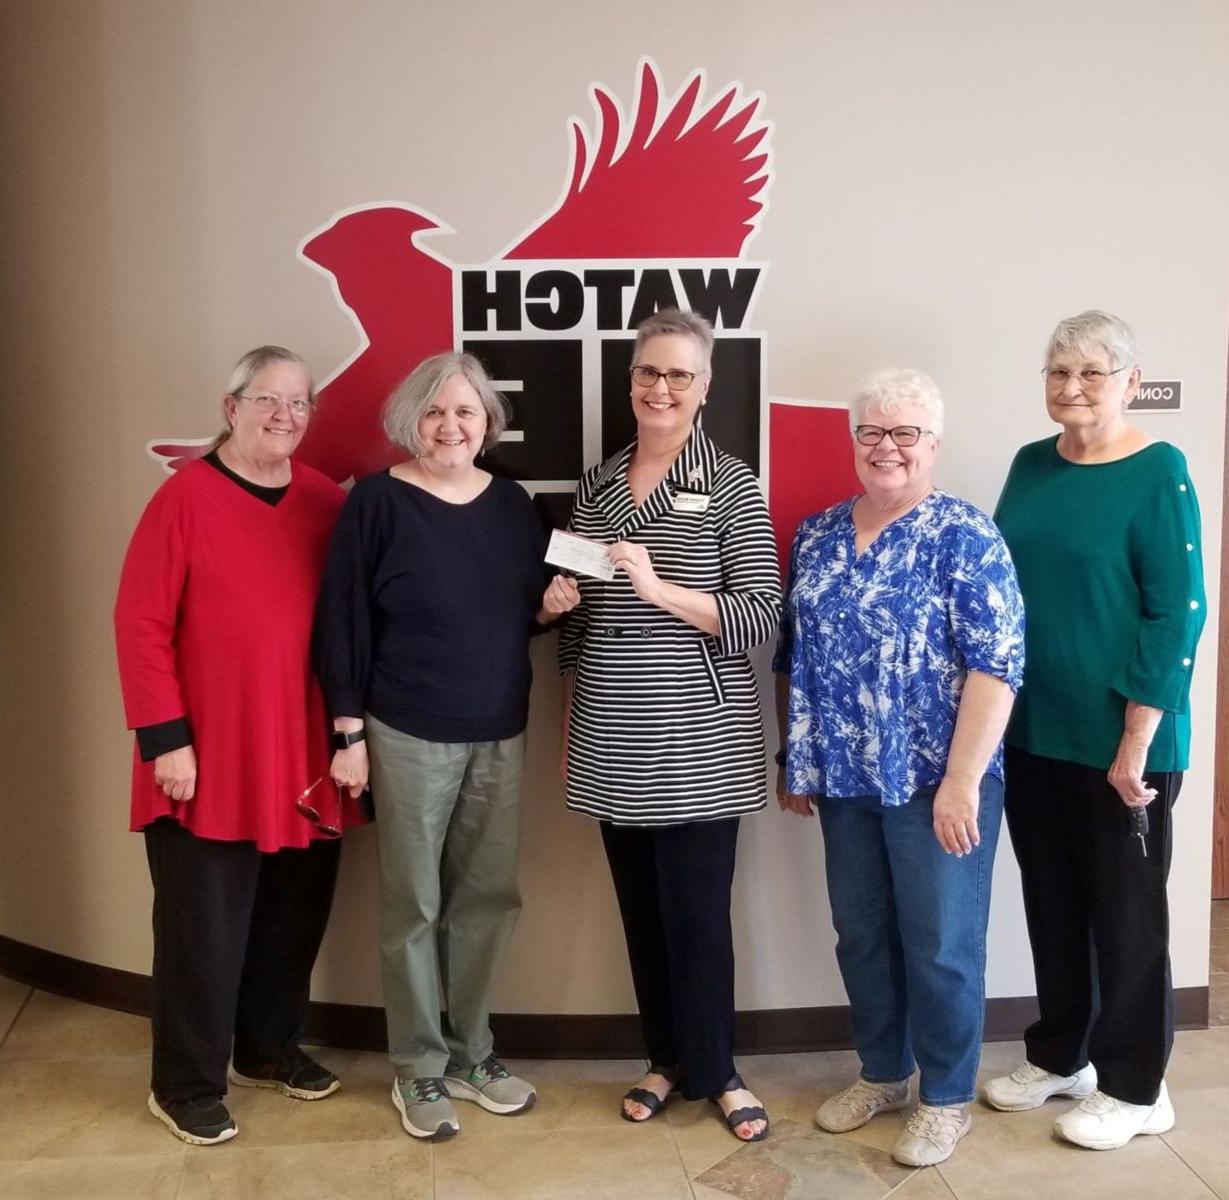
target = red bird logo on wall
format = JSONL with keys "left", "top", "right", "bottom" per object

{"left": 148, "top": 60, "right": 857, "bottom": 566}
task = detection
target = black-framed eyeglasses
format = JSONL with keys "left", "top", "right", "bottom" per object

{"left": 1042, "top": 366, "right": 1130, "bottom": 389}
{"left": 630, "top": 365, "right": 703, "bottom": 391}
{"left": 294, "top": 776, "right": 343, "bottom": 838}
{"left": 237, "top": 393, "right": 316, "bottom": 418}
{"left": 853, "top": 424, "right": 934, "bottom": 447}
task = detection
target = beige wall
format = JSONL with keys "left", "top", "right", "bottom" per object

{"left": 2, "top": 0, "right": 1227, "bottom": 1014}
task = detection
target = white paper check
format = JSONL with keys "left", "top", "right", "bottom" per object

{"left": 545, "top": 529, "right": 616, "bottom": 581}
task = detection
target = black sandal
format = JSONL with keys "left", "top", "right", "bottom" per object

{"left": 710, "top": 1073, "right": 770, "bottom": 1142}
{"left": 621, "top": 1064, "right": 679, "bottom": 1123}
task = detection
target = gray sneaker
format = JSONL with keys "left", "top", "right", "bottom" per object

{"left": 444, "top": 1055, "right": 536, "bottom": 1115}
{"left": 392, "top": 1077, "right": 460, "bottom": 1140}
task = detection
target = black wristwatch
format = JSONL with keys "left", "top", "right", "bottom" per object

{"left": 331, "top": 728, "right": 367, "bottom": 751}
{"left": 773, "top": 748, "right": 787, "bottom": 767}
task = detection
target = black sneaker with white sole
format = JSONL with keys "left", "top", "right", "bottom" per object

{"left": 147, "top": 1093, "right": 238, "bottom": 1145}
{"left": 229, "top": 1048, "right": 340, "bottom": 1100}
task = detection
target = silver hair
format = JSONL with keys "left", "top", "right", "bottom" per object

{"left": 1045, "top": 309, "right": 1138, "bottom": 371}
{"left": 224, "top": 345, "right": 314, "bottom": 400}
{"left": 218, "top": 345, "right": 313, "bottom": 445}
{"left": 849, "top": 368, "right": 945, "bottom": 438}
{"left": 382, "top": 352, "right": 509, "bottom": 456}
{"left": 632, "top": 308, "right": 715, "bottom": 373}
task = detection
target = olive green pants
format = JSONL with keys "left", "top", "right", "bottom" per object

{"left": 366, "top": 715, "right": 524, "bottom": 1079}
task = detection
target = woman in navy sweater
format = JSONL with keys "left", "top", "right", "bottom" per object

{"left": 314, "top": 352, "right": 578, "bottom": 1140}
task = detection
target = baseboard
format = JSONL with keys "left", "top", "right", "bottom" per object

{"left": 0, "top": 935, "right": 1209, "bottom": 1057}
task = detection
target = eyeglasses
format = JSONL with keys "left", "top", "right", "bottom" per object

{"left": 237, "top": 393, "right": 315, "bottom": 418}
{"left": 630, "top": 365, "right": 703, "bottom": 391}
{"left": 1042, "top": 366, "right": 1129, "bottom": 390}
{"left": 294, "top": 776, "right": 343, "bottom": 838}
{"left": 853, "top": 424, "right": 934, "bottom": 447}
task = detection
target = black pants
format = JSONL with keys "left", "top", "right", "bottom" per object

{"left": 1003, "top": 747, "right": 1180, "bottom": 1105}
{"left": 600, "top": 817, "right": 739, "bottom": 1100}
{"left": 144, "top": 817, "right": 342, "bottom": 1103}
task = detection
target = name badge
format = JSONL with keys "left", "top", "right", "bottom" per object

{"left": 672, "top": 491, "right": 711, "bottom": 514}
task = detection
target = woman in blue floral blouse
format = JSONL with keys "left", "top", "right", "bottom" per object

{"left": 773, "top": 369, "right": 1025, "bottom": 1168}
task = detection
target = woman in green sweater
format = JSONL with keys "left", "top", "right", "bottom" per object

{"left": 988, "top": 310, "right": 1205, "bottom": 1150}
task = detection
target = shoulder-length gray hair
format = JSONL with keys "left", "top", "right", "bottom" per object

{"left": 849, "top": 368, "right": 945, "bottom": 438}
{"left": 383, "top": 352, "right": 510, "bottom": 455}
{"left": 632, "top": 308, "right": 715, "bottom": 373}
{"left": 1045, "top": 310, "right": 1138, "bottom": 371}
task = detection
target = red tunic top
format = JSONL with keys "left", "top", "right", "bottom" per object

{"left": 115, "top": 459, "right": 345, "bottom": 851}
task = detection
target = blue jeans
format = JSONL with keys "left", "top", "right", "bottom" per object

{"left": 818, "top": 776, "right": 1003, "bottom": 1105}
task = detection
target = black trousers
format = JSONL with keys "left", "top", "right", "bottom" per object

{"left": 144, "top": 817, "right": 342, "bottom": 1103}
{"left": 1003, "top": 747, "right": 1180, "bottom": 1105}
{"left": 600, "top": 817, "right": 740, "bottom": 1100}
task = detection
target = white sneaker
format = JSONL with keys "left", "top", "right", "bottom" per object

{"left": 892, "top": 1103, "right": 971, "bottom": 1166}
{"left": 815, "top": 1077, "right": 910, "bottom": 1133}
{"left": 983, "top": 1061, "right": 1097, "bottom": 1111}
{"left": 1054, "top": 1082, "right": 1175, "bottom": 1150}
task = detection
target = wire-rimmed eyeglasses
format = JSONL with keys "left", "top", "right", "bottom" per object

{"left": 294, "top": 776, "right": 343, "bottom": 838}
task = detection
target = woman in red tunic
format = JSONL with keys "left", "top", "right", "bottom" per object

{"left": 114, "top": 346, "right": 346, "bottom": 1146}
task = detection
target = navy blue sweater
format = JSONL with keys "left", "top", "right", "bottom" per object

{"left": 314, "top": 472, "right": 550, "bottom": 743}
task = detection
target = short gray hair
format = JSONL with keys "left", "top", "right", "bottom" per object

{"left": 218, "top": 345, "right": 313, "bottom": 445}
{"left": 383, "top": 352, "right": 509, "bottom": 455}
{"left": 632, "top": 308, "right": 714, "bottom": 373}
{"left": 1045, "top": 309, "right": 1138, "bottom": 371}
{"left": 850, "top": 368, "right": 944, "bottom": 438}
{"left": 224, "top": 345, "right": 314, "bottom": 401}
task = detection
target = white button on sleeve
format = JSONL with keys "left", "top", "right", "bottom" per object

{"left": 1183, "top": 657, "right": 1192, "bottom": 667}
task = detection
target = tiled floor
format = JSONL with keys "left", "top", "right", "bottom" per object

{"left": 1211, "top": 899, "right": 1229, "bottom": 1026}
{"left": 2, "top": 937, "right": 1227, "bottom": 1200}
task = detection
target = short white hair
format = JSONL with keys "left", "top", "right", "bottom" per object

{"left": 849, "top": 368, "right": 944, "bottom": 438}
{"left": 1045, "top": 310, "right": 1138, "bottom": 371}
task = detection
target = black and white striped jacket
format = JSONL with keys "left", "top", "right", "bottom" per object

{"left": 559, "top": 426, "right": 782, "bottom": 825}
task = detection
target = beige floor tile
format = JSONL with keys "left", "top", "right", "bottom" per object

{"left": 176, "top": 1138, "right": 432, "bottom": 1200}
{"left": 1, "top": 991, "right": 150, "bottom": 1061}
{"left": 434, "top": 1123, "right": 691, "bottom": 1200}
{"left": 940, "top": 1096, "right": 1216, "bottom": 1200}
{"left": 0, "top": 975, "right": 31, "bottom": 1041}
{"left": 1161, "top": 1086, "right": 1229, "bottom": 1199}
{"left": 667, "top": 1098, "right": 758, "bottom": 1176}
{"left": 0, "top": 1152, "right": 184, "bottom": 1200}
{"left": 696, "top": 1116, "right": 914, "bottom": 1200}
{"left": 893, "top": 1168, "right": 959, "bottom": 1198}
{"left": 1167, "top": 1027, "right": 1229, "bottom": 1091}
{"left": 0, "top": 1056, "right": 174, "bottom": 1161}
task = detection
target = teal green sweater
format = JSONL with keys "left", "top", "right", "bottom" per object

{"left": 994, "top": 438, "right": 1205, "bottom": 772}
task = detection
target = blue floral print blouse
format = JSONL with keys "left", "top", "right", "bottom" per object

{"left": 773, "top": 491, "right": 1025, "bottom": 807}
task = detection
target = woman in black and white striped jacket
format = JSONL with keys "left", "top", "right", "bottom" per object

{"left": 558, "top": 309, "right": 781, "bottom": 1141}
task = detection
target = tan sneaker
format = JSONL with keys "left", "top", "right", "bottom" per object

{"left": 815, "top": 1077, "right": 910, "bottom": 1133}
{"left": 892, "top": 1103, "right": 971, "bottom": 1166}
